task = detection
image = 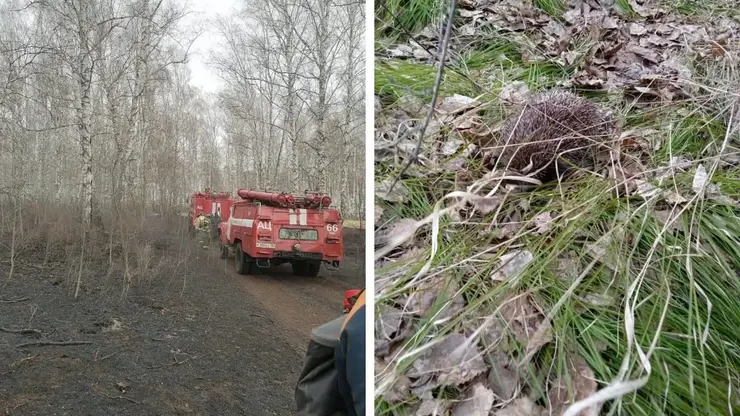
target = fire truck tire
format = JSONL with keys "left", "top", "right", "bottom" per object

{"left": 291, "top": 261, "right": 306, "bottom": 275}
{"left": 235, "top": 246, "right": 252, "bottom": 275}
{"left": 305, "top": 261, "right": 321, "bottom": 277}
{"left": 292, "top": 261, "right": 320, "bottom": 277}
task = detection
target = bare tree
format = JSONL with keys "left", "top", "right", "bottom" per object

{"left": 210, "top": 0, "right": 365, "bottom": 217}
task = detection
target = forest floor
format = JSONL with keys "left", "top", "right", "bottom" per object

{"left": 375, "top": 0, "right": 739, "bottom": 415}
{"left": 0, "top": 220, "right": 365, "bottom": 416}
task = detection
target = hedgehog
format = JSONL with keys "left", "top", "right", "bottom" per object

{"left": 494, "top": 90, "right": 617, "bottom": 183}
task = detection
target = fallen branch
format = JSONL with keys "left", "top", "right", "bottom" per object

{"left": 0, "top": 326, "right": 41, "bottom": 335}
{"left": 16, "top": 340, "right": 92, "bottom": 348}
{"left": 0, "top": 297, "right": 29, "bottom": 303}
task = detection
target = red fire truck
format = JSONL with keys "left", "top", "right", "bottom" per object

{"left": 218, "top": 189, "right": 343, "bottom": 277}
{"left": 188, "top": 188, "right": 234, "bottom": 236}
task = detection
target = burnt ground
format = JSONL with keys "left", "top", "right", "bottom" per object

{"left": 0, "top": 223, "right": 365, "bottom": 416}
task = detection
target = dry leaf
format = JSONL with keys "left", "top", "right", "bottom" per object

{"left": 375, "top": 306, "right": 408, "bottom": 357}
{"left": 654, "top": 210, "right": 683, "bottom": 232}
{"left": 628, "top": 45, "right": 661, "bottom": 64}
{"left": 706, "top": 183, "right": 737, "bottom": 205}
{"left": 533, "top": 212, "right": 553, "bottom": 234}
{"left": 555, "top": 253, "right": 580, "bottom": 283}
{"left": 635, "top": 180, "right": 661, "bottom": 199}
{"left": 385, "top": 374, "right": 412, "bottom": 404}
{"left": 562, "top": 9, "right": 582, "bottom": 25}
{"left": 388, "top": 44, "right": 413, "bottom": 58}
{"left": 621, "top": 137, "right": 640, "bottom": 150}
{"left": 417, "top": 398, "right": 451, "bottom": 416}
{"left": 467, "top": 194, "right": 503, "bottom": 215}
{"left": 451, "top": 383, "right": 495, "bottom": 416}
{"left": 445, "top": 158, "right": 467, "bottom": 172}
{"left": 602, "top": 16, "right": 619, "bottom": 30}
{"left": 669, "top": 156, "right": 692, "bottom": 170}
{"left": 440, "top": 139, "right": 464, "bottom": 156}
{"left": 692, "top": 164, "right": 708, "bottom": 194}
{"left": 493, "top": 222, "right": 522, "bottom": 240}
{"left": 499, "top": 81, "right": 530, "bottom": 105}
{"left": 663, "top": 190, "right": 687, "bottom": 205}
{"left": 438, "top": 94, "right": 477, "bottom": 115}
{"left": 493, "top": 397, "right": 545, "bottom": 416}
{"left": 455, "top": 168, "right": 474, "bottom": 183}
{"left": 376, "top": 179, "right": 409, "bottom": 203}
{"left": 549, "top": 354, "right": 600, "bottom": 416}
{"left": 491, "top": 250, "right": 534, "bottom": 282}
{"left": 410, "top": 332, "right": 487, "bottom": 388}
{"left": 627, "top": 0, "right": 661, "bottom": 17}
{"left": 484, "top": 293, "right": 551, "bottom": 356}
{"left": 629, "top": 23, "right": 648, "bottom": 36}
{"left": 522, "top": 319, "right": 553, "bottom": 361}
{"left": 410, "top": 44, "right": 430, "bottom": 60}
{"left": 375, "top": 218, "right": 418, "bottom": 247}
{"left": 487, "top": 352, "right": 520, "bottom": 401}
{"left": 458, "top": 8, "right": 481, "bottom": 18}
{"left": 409, "top": 276, "right": 465, "bottom": 320}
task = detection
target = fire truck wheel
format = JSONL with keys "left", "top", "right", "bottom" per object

{"left": 235, "top": 247, "right": 252, "bottom": 275}
{"left": 291, "top": 261, "right": 304, "bottom": 275}
{"left": 305, "top": 261, "right": 321, "bottom": 277}
{"left": 292, "top": 261, "right": 320, "bottom": 277}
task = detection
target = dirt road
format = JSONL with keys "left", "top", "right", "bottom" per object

{"left": 200, "top": 227, "right": 365, "bottom": 350}
{"left": 0, "top": 226, "right": 365, "bottom": 416}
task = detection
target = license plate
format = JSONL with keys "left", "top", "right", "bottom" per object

{"left": 256, "top": 242, "right": 276, "bottom": 249}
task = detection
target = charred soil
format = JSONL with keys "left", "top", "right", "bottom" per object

{"left": 0, "top": 220, "right": 365, "bottom": 416}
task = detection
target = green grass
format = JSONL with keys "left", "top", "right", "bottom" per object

{"left": 376, "top": 0, "right": 442, "bottom": 38}
{"left": 614, "top": 0, "right": 637, "bottom": 17}
{"left": 661, "top": 0, "right": 738, "bottom": 16}
{"left": 533, "top": 0, "right": 566, "bottom": 17}
{"left": 376, "top": 172, "right": 740, "bottom": 415}
{"left": 375, "top": 58, "right": 480, "bottom": 104}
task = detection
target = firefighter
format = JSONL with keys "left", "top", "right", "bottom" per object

{"left": 295, "top": 289, "right": 366, "bottom": 416}
{"left": 336, "top": 289, "right": 366, "bottom": 416}
{"left": 196, "top": 213, "right": 210, "bottom": 231}
{"left": 211, "top": 210, "right": 221, "bottom": 240}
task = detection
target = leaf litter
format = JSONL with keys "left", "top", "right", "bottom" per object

{"left": 376, "top": 0, "right": 740, "bottom": 414}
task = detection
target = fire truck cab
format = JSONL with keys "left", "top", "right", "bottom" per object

{"left": 218, "top": 189, "right": 343, "bottom": 277}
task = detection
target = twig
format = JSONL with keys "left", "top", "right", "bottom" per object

{"left": 0, "top": 326, "right": 41, "bottom": 335}
{"left": 16, "top": 340, "right": 92, "bottom": 348}
{"left": 146, "top": 356, "right": 190, "bottom": 369}
{"left": 95, "top": 349, "right": 127, "bottom": 362}
{"left": 0, "top": 297, "right": 29, "bottom": 303}
{"left": 389, "top": 0, "right": 458, "bottom": 193}
{"left": 104, "top": 394, "right": 141, "bottom": 404}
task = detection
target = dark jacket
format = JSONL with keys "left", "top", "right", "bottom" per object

{"left": 295, "top": 290, "right": 366, "bottom": 416}
{"left": 336, "top": 291, "right": 366, "bottom": 416}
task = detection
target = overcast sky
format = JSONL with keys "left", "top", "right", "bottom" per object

{"left": 183, "top": 0, "right": 239, "bottom": 94}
